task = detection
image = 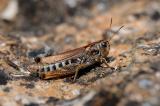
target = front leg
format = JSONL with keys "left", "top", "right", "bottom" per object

{"left": 100, "top": 57, "right": 115, "bottom": 70}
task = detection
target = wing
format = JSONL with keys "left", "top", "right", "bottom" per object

{"left": 38, "top": 46, "right": 88, "bottom": 64}
{"left": 36, "top": 40, "right": 103, "bottom": 64}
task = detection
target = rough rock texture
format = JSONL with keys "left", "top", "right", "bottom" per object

{"left": 0, "top": 0, "right": 160, "bottom": 106}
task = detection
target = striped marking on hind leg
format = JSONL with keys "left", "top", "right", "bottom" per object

{"left": 39, "top": 69, "right": 75, "bottom": 79}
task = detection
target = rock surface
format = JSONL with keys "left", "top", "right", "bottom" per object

{"left": 0, "top": 0, "right": 160, "bottom": 106}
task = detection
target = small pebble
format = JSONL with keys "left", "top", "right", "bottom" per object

{"left": 61, "top": 85, "right": 70, "bottom": 92}
{"left": 138, "top": 79, "right": 153, "bottom": 89}
{"left": 72, "top": 89, "right": 80, "bottom": 96}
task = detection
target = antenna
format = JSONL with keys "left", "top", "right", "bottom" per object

{"left": 109, "top": 18, "right": 112, "bottom": 29}
{"left": 103, "top": 18, "right": 124, "bottom": 41}
{"left": 103, "top": 17, "right": 113, "bottom": 40}
{"left": 116, "top": 25, "right": 124, "bottom": 33}
{"left": 108, "top": 25, "right": 124, "bottom": 41}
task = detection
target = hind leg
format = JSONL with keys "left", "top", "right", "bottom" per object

{"left": 73, "top": 64, "right": 87, "bottom": 82}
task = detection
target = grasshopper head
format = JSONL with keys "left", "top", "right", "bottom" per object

{"left": 87, "top": 40, "right": 110, "bottom": 60}
{"left": 99, "top": 40, "right": 110, "bottom": 57}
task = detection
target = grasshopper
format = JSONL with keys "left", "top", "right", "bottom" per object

{"left": 28, "top": 40, "right": 110, "bottom": 81}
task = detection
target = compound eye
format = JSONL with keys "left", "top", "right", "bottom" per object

{"left": 101, "top": 42, "right": 107, "bottom": 48}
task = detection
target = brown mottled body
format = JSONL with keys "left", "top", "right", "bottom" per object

{"left": 29, "top": 40, "right": 111, "bottom": 81}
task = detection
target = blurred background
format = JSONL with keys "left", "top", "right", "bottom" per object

{"left": 0, "top": 0, "right": 126, "bottom": 35}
